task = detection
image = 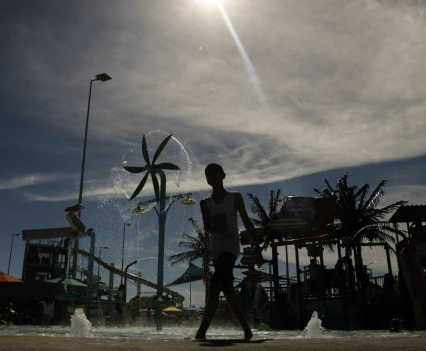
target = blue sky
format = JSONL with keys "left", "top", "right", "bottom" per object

{"left": 1, "top": 0, "right": 426, "bottom": 307}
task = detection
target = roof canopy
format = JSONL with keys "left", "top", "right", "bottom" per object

{"left": 0, "top": 272, "right": 24, "bottom": 283}
{"left": 389, "top": 205, "right": 426, "bottom": 223}
{"left": 166, "top": 263, "right": 204, "bottom": 287}
{"left": 22, "top": 227, "right": 73, "bottom": 241}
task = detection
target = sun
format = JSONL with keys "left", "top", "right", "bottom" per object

{"left": 196, "top": 0, "right": 223, "bottom": 7}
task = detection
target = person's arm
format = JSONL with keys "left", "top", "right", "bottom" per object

{"left": 200, "top": 200, "right": 232, "bottom": 236}
{"left": 234, "top": 192, "right": 263, "bottom": 268}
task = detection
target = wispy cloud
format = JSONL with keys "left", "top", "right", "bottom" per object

{"left": 0, "top": 173, "right": 72, "bottom": 191}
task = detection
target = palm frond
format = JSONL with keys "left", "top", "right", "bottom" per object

{"left": 247, "top": 192, "right": 269, "bottom": 224}
{"left": 373, "top": 201, "right": 408, "bottom": 218}
{"left": 355, "top": 184, "right": 370, "bottom": 209}
{"left": 274, "top": 189, "right": 282, "bottom": 213}
{"left": 323, "top": 178, "right": 335, "bottom": 195}
{"left": 363, "top": 180, "right": 387, "bottom": 210}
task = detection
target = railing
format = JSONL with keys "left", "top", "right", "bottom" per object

{"left": 368, "top": 275, "right": 385, "bottom": 288}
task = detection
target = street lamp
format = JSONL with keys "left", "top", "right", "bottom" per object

{"left": 122, "top": 259, "right": 138, "bottom": 325}
{"left": 72, "top": 73, "right": 112, "bottom": 279}
{"left": 121, "top": 223, "right": 134, "bottom": 283}
{"left": 8, "top": 234, "right": 22, "bottom": 275}
{"left": 97, "top": 246, "right": 110, "bottom": 280}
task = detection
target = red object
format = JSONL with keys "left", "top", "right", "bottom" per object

{"left": 0, "top": 272, "right": 24, "bottom": 283}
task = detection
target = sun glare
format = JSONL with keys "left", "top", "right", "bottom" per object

{"left": 196, "top": 0, "right": 223, "bottom": 7}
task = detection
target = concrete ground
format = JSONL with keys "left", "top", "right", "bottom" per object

{"left": 0, "top": 336, "right": 425, "bottom": 351}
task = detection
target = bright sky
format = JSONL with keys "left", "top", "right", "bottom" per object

{"left": 1, "top": 0, "right": 426, "bottom": 307}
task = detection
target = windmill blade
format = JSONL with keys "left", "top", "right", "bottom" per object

{"left": 152, "top": 134, "right": 173, "bottom": 165}
{"left": 123, "top": 166, "right": 146, "bottom": 174}
{"left": 142, "top": 135, "right": 150, "bottom": 166}
{"left": 129, "top": 172, "right": 149, "bottom": 201}
{"left": 151, "top": 163, "right": 181, "bottom": 171}
{"left": 151, "top": 172, "right": 160, "bottom": 202}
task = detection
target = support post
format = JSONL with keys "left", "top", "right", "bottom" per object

{"left": 109, "top": 263, "right": 115, "bottom": 301}
{"left": 121, "top": 223, "right": 125, "bottom": 284}
{"left": 295, "top": 244, "right": 302, "bottom": 329}
{"left": 137, "top": 272, "right": 141, "bottom": 297}
{"left": 337, "top": 239, "right": 342, "bottom": 261}
{"left": 272, "top": 245, "right": 280, "bottom": 302}
{"left": 285, "top": 245, "right": 290, "bottom": 288}
{"left": 85, "top": 230, "right": 96, "bottom": 320}
{"left": 155, "top": 170, "right": 167, "bottom": 331}
{"left": 272, "top": 244, "right": 280, "bottom": 329}
{"left": 319, "top": 242, "right": 328, "bottom": 327}
{"left": 385, "top": 245, "right": 393, "bottom": 279}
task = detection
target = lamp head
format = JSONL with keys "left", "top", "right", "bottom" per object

{"left": 132, "top": 204, "right": 147, "bottom": 215}
{"left": 95, "top": 73, "right": 112, "bottom": 82}
{"left": 181, "top": 196, "right": 196, "bottom": 206}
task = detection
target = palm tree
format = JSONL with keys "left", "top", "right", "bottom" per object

{"left": 169, "top": 218, "right": 212, "bottom": 304}
{"left": 314, "top": 173, "right": 407, "bottom": 288}
{"left": 247, "top": 189, "right": 286, "bottom": 251}
{"left": 124, "top": 134, "right": 180, "bottom": 201}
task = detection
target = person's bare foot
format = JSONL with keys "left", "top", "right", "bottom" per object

{"left": 244, "top": 329, "right": 253, "bottom": 341}
{"left": 194, "top": 331, "right": 206, "bottom": 340}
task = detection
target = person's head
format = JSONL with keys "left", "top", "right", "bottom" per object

{"left": 205, "top": 163, "right": 226, "bottom": 187}
{"left": 119, "top": 284, "right": 125, "bottom": 291}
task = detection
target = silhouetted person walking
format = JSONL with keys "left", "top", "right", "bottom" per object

{"left": 195, "top": 164, "right": 263, "bottom": 340}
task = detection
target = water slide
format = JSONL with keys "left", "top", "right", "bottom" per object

{"left": 76, "top": 249, "right": 184, "bottom": 302}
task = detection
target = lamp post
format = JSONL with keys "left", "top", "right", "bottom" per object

{"left": 72, "top": 73, "right": 112, "bottom": 279}
{"left": 8, "top": 234, "right": 21, "bottom": 275}
{"left": 122, "top": 260, "right": 138, "bottom": 325}
{"left": 131, "top": 192, "right": 195, "bottom": 330}
{"left": 121, "top": 223, "right": 134, "bottom": 283}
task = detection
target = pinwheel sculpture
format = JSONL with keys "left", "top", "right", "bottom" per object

{"left": 123, "top": 134, "right": 180, "bottom": 330}
{"left": 123, "top": 134, "right": 180, "bottom": 201}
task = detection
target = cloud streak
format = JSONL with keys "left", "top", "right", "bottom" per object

{"left": 0, "top": 173, "right": 72, "bottom": 191}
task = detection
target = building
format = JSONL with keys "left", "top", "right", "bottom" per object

{"left": 21, "top": 227, "right": 74, "bottom": 282}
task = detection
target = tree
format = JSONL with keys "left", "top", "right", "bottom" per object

{"left": 247, "top": 189, "right": 287, "bottom": 251}
{"left": 169, "top": 218, "right": 212, "bottom": 304}
{"left": 314, "top": 173, "right": 407, "bottom": 289}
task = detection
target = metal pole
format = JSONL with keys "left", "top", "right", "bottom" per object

{"left": 123, "top": 260, "right": 137, "bottom": 325}
{"left": 319, "top": 243, "right": 328, "bottom": 327}
{"left": 109, "top": 263, "right": 114, "bottom": 301}
{"left": 73, "top": 79, "right": 95, "bottom": 279}
{"left": 156, "top": 169, "right": 167, "bottom": 331}
{"left": 137, "top": 272, "right": 141, "bottom": 297}
{"left": 271, "top": 245, "right": 280, "bottom": 329}
{"left": 7, "top": 234, "right": 16, "bottom": 275}
{"left": 86, "top": 230, "right": 96, "bottom": 320}
{"left": 337, "top": 239, "right": 342, "bottom": 261}
{"left": 98, "top": 247, "right": 103, "bottom": 280}
{"left": 285, "top": 245, "right": 290, "bottom": 288}
{"left": 295, "top": 244, "right": 302, "bottom": 329}
{"left": 121, "top": 223, "right": 125, "bottom": 284}
{"left": 385, "top": 244, "right": 393, "bottom": 279}
{"left": 190, "top": 282, "right": 192, "bottom": 306}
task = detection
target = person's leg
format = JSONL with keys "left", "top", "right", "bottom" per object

{"left": 223, "top": 283, "right": 252, "bottom": 340}
{"left": 195, "top": 283, "right": 221, "bottom": 339}
{"left": 46, "top": 315, "right": 51, "bottom": 327}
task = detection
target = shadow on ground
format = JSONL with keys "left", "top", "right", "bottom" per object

{"left": 197, "top": 339, "right": 273, "bottom": 347}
